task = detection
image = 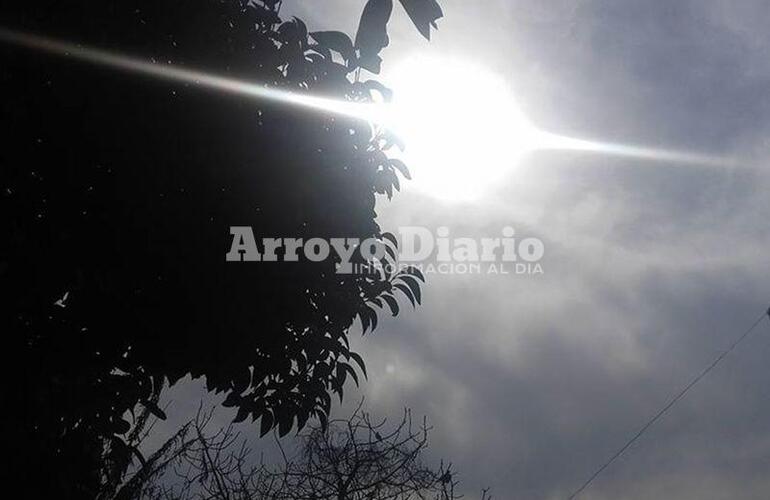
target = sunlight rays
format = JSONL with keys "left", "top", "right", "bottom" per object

{"left": 0, "top": 28, "right": 735, "bottom": 200}
{"left": 537, "top": 131, "right": 735, "bottom": 168}
{"left": 0, "top": 28, "right": 380, "bottom": 123}
{"left": 384, "top": 55, "right": 735, "bottom": 199}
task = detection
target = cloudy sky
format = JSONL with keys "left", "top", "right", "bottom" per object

{"left": 161, "top": 1, "right": 770, "bottom": 498}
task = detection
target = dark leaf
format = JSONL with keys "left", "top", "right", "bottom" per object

{"left": 277, "top": 17, "right": 308, "bottom": 45}
{"left": 384, "top": 243, "right": 397, "bottom": 263}
{"left": 399, "top": 275, "right": 422, "bottom": 304}
{"left": 398, "top": 0, "right": 443, "bottom": 40}
{"left": 318, "top": 411, "right": 329, "bottom": 433}
{"left": 336, "top": 363, "right": 348, "bottom": 387}
{"left": 358, "top": 53, "right": 383, "bottom": 74}
{"left": 343, "top": 362, "right": 360, "bottom": 386}
{"left": 406, "top": 265, "right": 426, "bottom": 282}
{"left": 278, "top": 412, "right": 293, "bottom": 437}
{"left": 359, "top": 309, "right": 371, "bottom": 333}
{"left": 363, "top": 79, "right": 394, "bottom": 102}
{"left": 293, "top": 17, "right": 309, "bottom": 42}
{"left": 386, "top": 168, "right": 401, "bottom": 192}
{"left": 141, "top": 400, "right": 167, "bottom": 420}
{"left": 382, "top": 293, "right": 399, "bottom": 316}
{"left": 355, "top": 0, "right": 393, "bottom": 72}
{"left": 334, "top": 380, "right": 344, "bottom": 403}
{"left": 260, "top": 410, "right": 274, "bottom": 437}
{"left": 368, "top": 305, "right": 378, "bottom": 331}
{"left": 394, "top": 283, "right": 416, "bottom": 307}
{"left": 389, "top": 158, "right": 411, "bottom": 180}
{"left": 222, "top": 391, "right": 241, "bottom": 408}
{"left": 233, "top": 406, "right": 249, "bottom": 424}
{"left": 382, "top": 231, "right": 399, "bottom": 248}
{"left": 310, "top": 31, "right": 355, "bottom": 62}
{"left": 350, "top": 351, "right": 368, "bottom": 379}
{"left": 296, "top": 410, "right": 310, "bottom": 432}
{"left": 113, "top": 418, "right": 131, "bottom": 435}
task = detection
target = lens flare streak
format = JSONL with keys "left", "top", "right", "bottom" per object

{"left": 0, "top": 27, "right": 378, "bottom": 122}
{"left": 536, "top": 131, "right": 733, "bottom": 168}
{"left": 0, "top": 27, "right": 733, "bottom": 189}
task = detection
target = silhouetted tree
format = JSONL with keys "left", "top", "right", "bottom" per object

{"left": 110, "top": 404, "right": 489, "bottom": 500}
{"left": 0, "top": 0, "right": 442, "bottom": 497}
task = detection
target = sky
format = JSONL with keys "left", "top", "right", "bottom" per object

{"left": 159, "top": 1, "right": 770, "bottom": 498}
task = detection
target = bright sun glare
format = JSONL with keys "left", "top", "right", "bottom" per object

{"left": 383, "top": 56, "right": 731, "bottom": 201}
{"left": 387, "top": 56, "right": 542, "bottom": 200}
{"left": 0, "top": 28, "right": 731, "bottom": 202}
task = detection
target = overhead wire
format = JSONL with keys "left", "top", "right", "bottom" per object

{"left": 567, "top": 307, "right": 770, "bottom": 500}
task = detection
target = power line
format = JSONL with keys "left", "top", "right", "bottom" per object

{"left": 567, "top": 307, "right": 770, "bottom": 500}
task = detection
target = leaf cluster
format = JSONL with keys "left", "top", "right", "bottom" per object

{"left": 1, "top": 0, "right": 442, "bottom": 497}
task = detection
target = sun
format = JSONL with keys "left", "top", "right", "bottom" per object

{"left": 385, "top": 56, "right": 543, "bottom": 200}
{"left": 0, "top": 28, "right": 724, "bottom": 197}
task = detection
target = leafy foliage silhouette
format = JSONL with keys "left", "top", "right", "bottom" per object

{"left": 0, "top": 0, "right": 442, "bottom": 497}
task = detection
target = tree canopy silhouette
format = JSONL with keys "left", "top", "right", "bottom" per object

{"left": 0, "top": 0, "right": 442, "bottom": 497}
{"left": 104, "top": 404, "right": 488, "bottom": 500}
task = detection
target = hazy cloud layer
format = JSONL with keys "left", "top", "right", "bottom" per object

{"left": 159, "top": 2, "right": 770, "bottom": 498}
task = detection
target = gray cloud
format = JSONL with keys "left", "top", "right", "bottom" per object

{"left": 157, "top": 2, "right": 770, "bottom": 498}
